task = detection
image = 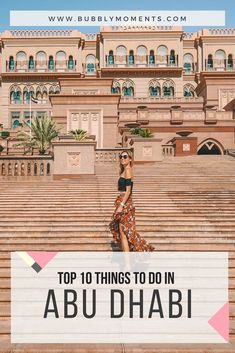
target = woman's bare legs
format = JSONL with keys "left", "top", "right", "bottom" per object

{"left": 119, "top": 223, "right": 130, "bottom": 252}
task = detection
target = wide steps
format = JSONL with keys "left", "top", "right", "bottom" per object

{"left": 1, "top": 155, "right": 235, "bottom": 351}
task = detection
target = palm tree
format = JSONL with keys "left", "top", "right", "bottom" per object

{"left": 70, "top": 129, "right": 88, "bottom": 141}
{"left": 14, "top": 115, "right": 60, "bottom": 155}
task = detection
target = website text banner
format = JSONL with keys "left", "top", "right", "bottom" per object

{"left": 10, "top": 11, "right": 225, "bottom": 27}
{"left": 11, "top": 251, "right": 228, "bottom": 343}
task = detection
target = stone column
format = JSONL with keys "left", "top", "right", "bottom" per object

{"left": 52, "top": 135, "right": 97, "bottom": 179}
{"left": 129, "top": 137, "right": 163, "bottom": 162}
{"left": 172, "top": 136, "right": 198, "bottom": 156}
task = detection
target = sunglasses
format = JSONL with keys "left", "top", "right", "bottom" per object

{"left": 119, "top": 154, "right": 129, "bottom": 159}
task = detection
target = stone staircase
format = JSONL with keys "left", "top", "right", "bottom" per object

{"left": 0, "top": 155, "right": 235, "bottom": 352}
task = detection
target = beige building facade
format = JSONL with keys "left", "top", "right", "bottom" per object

{"left": 0, "top": 26, "right": 235, "bottom": 154}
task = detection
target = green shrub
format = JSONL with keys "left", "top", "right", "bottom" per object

{"left": 130, "top": 127, "right": 153, "bottom": 138}
{"left": 0, "top": 131, "right": 10, "bottom": 139}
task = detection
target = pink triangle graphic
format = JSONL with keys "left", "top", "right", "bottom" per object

{"left": 208, "top": 302, "right": 229, "bottom": 342}
{"left": 28, "top": 251, "right": 58, "bottom": 269}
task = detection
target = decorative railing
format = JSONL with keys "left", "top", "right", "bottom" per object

{"left": 0, "top": 155, "right": 53, "bottom": 178}
{"left": 205, "top": 59, "right": 235, "bottom": 71}
{"left": 183, "top": 62, "right": 197, "bottom": 74}
{"left": 10, "top": 30, "right": 74, "bottom": 37}
{"left": 95, "top": 148, "right": 133, "bottom": 163}
{"left": 121, "top": 96, "right": 202, "bottom": 103}
{"left": 6, "top": 60, "right": 77, "bottom": 72}
{"left": 103, "top": 26, "right": 174, "bottom": 32}
{"left": 225, "top": 149, "right": 235, "bottom": 158}
{"left": 208, "top": 28, "right": 235, "bottom": 35}
{"left": 85, "top": 33, "right": 97, "bottom": 40}
{"left": 105, "top": 54, "right": 179, "bottom": 68}
{"left": 95, "top": 146, "right": 174, "bottom": 162}
{"left": 162, "top": 144, "right": 174, "bottom": 157}
{"left": 183, "top": 32, "right": 195, "bottom": 39}
{"left": 82, "top": 63, "right": 99, "bottom": 75}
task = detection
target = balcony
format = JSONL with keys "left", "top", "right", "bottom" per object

{"left": 6, "top": 60, "right": 77, "bottom": 73}
{"left": 205, "top": 59, "right": 235, "bottom": 71}
{"left": 105, "top": 54, "right": 179, "bottom": 68}
{"left": 82, "top": 63, "right": 99, "bottom": 75}
{"left": 183, "top": 62, "right": 197, "bottom": 75}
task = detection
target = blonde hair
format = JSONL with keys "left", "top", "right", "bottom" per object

{"left": 119, "top": 150, "right": 133, "bottom": 175}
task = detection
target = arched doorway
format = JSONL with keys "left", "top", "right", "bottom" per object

{"left": 197, "top": 139, "right": 224, "bottom": 155}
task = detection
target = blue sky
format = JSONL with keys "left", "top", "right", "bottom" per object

{"left": 0, "top": 0, "right": 232, "bottom": 33}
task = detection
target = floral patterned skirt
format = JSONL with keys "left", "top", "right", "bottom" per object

{"left": 109, "top": 194, "right": 155, "bottom": 252}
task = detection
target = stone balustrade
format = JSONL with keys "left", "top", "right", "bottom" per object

{"left": 162, "top": 144, "right": 175, "bottom": 157}
{"left": 0, "top": 156, "right": 53, "bottom": 178}
{"left": 0, "top": 144, "right": 174, "bottom": 178}
{"left": 95, "top": 148, "right": 133, "bottom": 163}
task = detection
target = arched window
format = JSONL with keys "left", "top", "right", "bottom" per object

{"left": 183, "top": 84, "right": 194, "bottom": 97}
{"left": 56, "top": 51, "right": 66, "bottom": 69}
{"left": 136, "top": 46, "right": 147, "bottom": 65}
{"left": 36, "top": 51, "right": 47, "bottom": 69}
{"left": 10, "top": 86, "right": 22, "bottom": 104}
{"left": 111, "top": 81, "right": 120, "bottom": 94}
{"left": 149, "top": 86, "right": 160, "bottom": 96}
{"left": 169, "top": 50, "right": 176, "bottom": 65}
{"left": 28, "top": 56, "right": 34, "bottom": 70}
{"left": 183, "top": 53, "right": 194, "bottom": 73}
{"left": 23, "top": 87, "right": 34, "bottom": 104}
{"left": 54, "top": 86, "right": 60, "bottom": 94}
{"left": 12, "top": 120, "right": 21, "bottom": 129}
{"left": 215, "top": 49, "right": 226, "bottom": 70}
{"left": 137, "top": 45, "right": 147, "bottom": 56}
{"left": 149, "top": 50, "right": 155, "bottom": 65}
{"left": 128, "top": 50, "right": 134, "bottom": 65}
{"left": 16, "top": 51, "right": 27, "bottom": 70}
{"left": 16, "top": 51, "right": 26, "bottom": 62}
{"left": 9, "top": 56, "right": 15, "bottom": 71}
{"left": 228, "top": 54, "right": 233, "bottom": 70}
{"left": 111, "top": 86, "right": 120, "bottom": 94}
{"left": 122, "top": 80, "right": 134, "bottom": 97}
{"left": 36, "top": 51, "right": 46, "bottom": 62}
{"left": 49, "top": 85, "right": 60, "bottom": 95}
{"left": 108, "top": 50, "right": 114, "bottom": 65}
{"left": 207, "top": 54, "right": 213, "bottom": 69}
{"left": 86, "top": 54, "right": 96, "bottom": 73}
{"left": 49, "top": 86, "right": 56, "bottom": 94}
{"left": 149, "top": 80, "right": 161, "bottom": 97}
{"left": 48, "top": 55, "right": 55, "bottom": 70}
{"left": 42, "top": 87, "right": 48, "bottom": 101}
{"left": 23, "top": 91, "right": 30, "bottom": 104}
{"left": 123, "top": 86, "right": 134, "bottom": 96}
{"left": 68, "top": 55, "right": 74, "bottom": 70}
{"left": 56, "top": 51, "right": 66, "bottom": 61}
{"left": 157, "top": 45, "right": 168, "bottom": 66}
{"left": 197, "top": 139, "right": 223, "bottom": 155}
{"left": 36, "top": 86, "right": 46, "bottom": 102}
{"left": 157, "top": 45, "right": 168, "bottom": 56}
{"left": 116, "top": 46, "right": 127, "bottom": 64}
{"left": 163, "top": 81, "right": 174, "bottom": 97}
{"left": 116, "top": 45, "right": 127, "bottom": 56}
{"left": 215, "top": 49, "right": 225, "bottom": 60}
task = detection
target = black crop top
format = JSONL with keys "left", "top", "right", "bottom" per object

{"left": 118, "top": 177, "right": 133, "bottom": 192}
